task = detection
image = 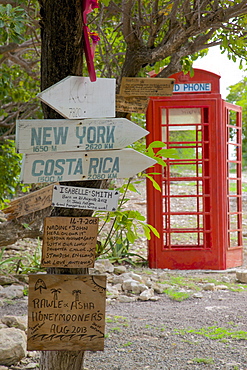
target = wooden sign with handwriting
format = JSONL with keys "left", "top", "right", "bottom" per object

{"left": 2, "top": 184, "right": 55, "bottom": 220}
{"left": 119, "top": 77, "right": 175, "bottom": 97}
{"left": 116, "top": 95, "right": 149, "bottom": 114}
{"left": 41, "top": 217, "right": 98, "bottom": 268}
{"left": 28, "top": 274, "right": 106, "bottom": 351}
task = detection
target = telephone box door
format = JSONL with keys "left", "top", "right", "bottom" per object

{"left": 146, "top": 96, "right": 242, "bottom": 270}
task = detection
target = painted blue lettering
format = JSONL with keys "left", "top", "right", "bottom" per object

{"left": 111, "top": 157, "right": 119, "bottom": 173}
{"left": 88, "top": 158, "right": 98, "bottom": 174}
{"left": 32, "top": 160, "right": 44, "bottom": 176}
{"left": 97, "top": 126, "right": 105, "bottom": 143}
{"left": 76, "top": 126, "right": 86, "bottom": 144}
{"left": 106, "top": 126, "right": 115, "bottom": 143}
{"left": 66, "top": 159, "right": 77, "bottom": 175}
{"left": 87, "top": 127, "right": 96, "bottom": 143}
{"left": 43, "top": 127, "right": 52, "bottom": 145}
{"left": 31, "top": 128, "right": 42, "bottom": 146}
{"left": 44, "top": 159, "right": 54, "bottom": 175}
{"left": 174, "top": 84, "right": 180, "bottom": 92}
{"left": 54, "top": 159, "right": 65, "bottom": 175}
{"left": 73, "top": 158, "right": 83, "bottom": 175}
{"left": 102, "top": 157, "right": 112, "bottom": 173}
{"left": 54, "top": 127, "right": 68, "bottom": 145}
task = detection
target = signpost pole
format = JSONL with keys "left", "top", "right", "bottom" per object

{"left": 39, "top": 1, "right": 99, "bottom": 369}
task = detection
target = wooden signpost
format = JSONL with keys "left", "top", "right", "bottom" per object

{"left": 119, "top": 77, "right": 175, "bottom": 97}
{"left": 41, "top": 217, "right": 98, "bottom": 268}
{"left": 37, "top": 76, "right": 116, "bottom": 119}
{"left": 16, "top": 118, "right": 149, "bottom": 153}
{"left": 19, "top": 75, "right": 160, "bottom": 354}
{"left": 2, "top": 184, "right": 55, "bottom": 220}
{"left": 52, "top": 185, "right": 119, "bottom": 212}
{"left": 115, "top": 95, "right": 149, "bottom": 114}
{"left": 20, "top": 148, "right": 156, "bottom": 184}
{"left": 28, "top": 274, "right": 106, "bottom": 351}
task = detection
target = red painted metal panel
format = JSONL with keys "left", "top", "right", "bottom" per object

{"left": 146, "top": 69, "right": 243, "bottom": 270}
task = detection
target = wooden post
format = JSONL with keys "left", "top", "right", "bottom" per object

{"left": 38, "top": 1, "right": 103, "bottom": 368}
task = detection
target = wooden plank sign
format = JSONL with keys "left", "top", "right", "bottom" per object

{"left": 37, "top": 76, "right": 116, "bottom": 119}
{"left": 16, "top": 118, "right": 149, "bottom": 154}
{"left": 116, "top": 95, "right": 149, "bottom": 114}
{"left": 120, "top": 77, "right": 175, "bottom": 97}
{"left": 2, "top": 184, "right": 55, "bottom": 220}
{"left": 28, "top": 274, "right": 106, "bottom": 351}
{"left": 41, "top": 217, "right": 98, "bottom": 268}
{"left": 52, "top": 185, "right": 119, "bottom": 212}
{"left": 20, "top": 148, "right": 156, "bottom": 184}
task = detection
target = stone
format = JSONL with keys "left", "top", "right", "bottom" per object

{"left": 112, "top": 275, "right": 124, "bottom": 285}
{"left": 130, "top": 273, "right": 143, "bottom": 283}
{"left": 113, "top": 266, "right": 127, "bottom": 275}
{"left": 1, "top": 316, "right": 27, "bottom": 332}
{"left": 0, "top": 328, "right": 27, "bottom": 366}
{"left": 151, "top": 282, "right": 165, "bottom": 294}
{"left": 0, "top": 285, "right": 24, "bottom": 299}
{"left": 236, "top": 269, "right": 247, "bottom": 283}
{"left": 193, "top": 292, "right": 203, "bottom": 298}
{"left": 122, "top": 279, "right": 148, "bottom": 294}
{"left": 94, "top": 259, "right": 114, "bottom": 273}
{"left": 106, "top": 285, "right": 120, "bottom": 299}
{"left": 118, "top": 295, "right": 136, "bottom": 303}
{"left": 215, "top": 284, "right": 228, "bottom": 290}
{"left": 202, "top": 283, "right": 215, "bottom": 291}
{"left": 0, "top": 366, "right": 8, "bottom": 370}
{"left": 0, "top": 275, "right": 20, "bottom": 286}
{"left": 138, "top": 288, "right": 155, "bottom": 301}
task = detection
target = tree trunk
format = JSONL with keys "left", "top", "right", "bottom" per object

{"left": 38, "top": 1, "right": 102, "bottom": 368}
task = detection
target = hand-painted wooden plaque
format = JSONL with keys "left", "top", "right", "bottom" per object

{"left": 37, "top": 76, "right": 116, "bottom": 119}
{"left": 16, "top": 118, "right": 149, "bottom": 154}
{"left": 28, "top": 274, "right": 106, "bottom": 351}
{"left": 120, "top": 77, "right": 175, "bottom": 97}
{"left": 20, "top": 148, "right": 156, "bottom": 184}
{"left": 41, "top": 217, "right": 98, "bottom": 268}
{"left": 52, "top": 185, "right": 119, "bottom": 212}
{"left": 2, "top": 184, "right": 55, "bottom": 220}
{"left": 116, "top": 95, "right": 149, "bottom": 113}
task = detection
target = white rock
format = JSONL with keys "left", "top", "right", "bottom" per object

{"left": 202, "top": 283, "right": 215, "bottom": 291}
{"left": 151, "top": 282, "right": 165, "bottom": 294}
{"left": 215, "top": 284, "right": 228, "bottom": 290}
{"left": 94, "top": 259, "right": 114, "bottom": 273}
{"left": 236, "top": 269, "right": 247, "bottom": 283}
{"left": 118, "top": 295, "right": 136, "bottom": 303}
{"left": 1, "top": 316, "right": 27, "bottom": 332}
{"left": 112, "top": 275, "right": 124, "bottom": 285}
{"left": 0, "top": 285, "right": 24, "bottom": 299}
{"left": 106, "top": 285, "right": 120, "bottom": 298}
{"left": 113, "top": 266, "right": 127, "bottom": 275}
{"left": 0, "top": 328, "right": 27, "bottom": 366}
{"left": 130, "top": 273, "right": 143, "bottom": 283}
{"left": 122, "top": 279, "right": 148, "bottom": 294}
{"left": 193, "top": 292, "right": 203, "bottom": 298}
{"left": 138, "top": 288, "right": 155, "bottom": 301}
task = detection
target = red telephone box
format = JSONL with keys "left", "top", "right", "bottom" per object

{"left": 146, "top": 69, "right": 243, "bottom": 270}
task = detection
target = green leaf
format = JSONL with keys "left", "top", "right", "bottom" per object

{"left": 145, "top": 174, "right": 161, "bottom": 191}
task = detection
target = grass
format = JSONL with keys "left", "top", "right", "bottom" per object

{"left": 192, "top": 357, "right": 214, "bottom": 364}
{"left": 175, "top": 325, "right": 247, "bottom": 342}
{"left": 163, "top": 288, "right": 191, "bottom": 301}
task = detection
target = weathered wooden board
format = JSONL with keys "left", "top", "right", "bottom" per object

{"left": 116, "top": 95, "right": 149, "bottom": 113}
{"left": 119, "top": 77, "right": 175, "bottom": 97}
{"left": 41, "top": 217, "right": 98, "bottom": 268}
{"left": 37, "top": 76, "right": 116, "bottom": 119}
{"left": 52, "top": 185, "right": 119, "bottom": 212}
{"left": 16, "top": 118, "right": 149, "bottom": 154}
{"left": 20, "top": 148, "right": 156, "bottom": 184}
{"left": 28, "top": 274, "right": 106, "bottom": 351}
{"left": 2, "top": 184, "right": 55, "bottom": 220}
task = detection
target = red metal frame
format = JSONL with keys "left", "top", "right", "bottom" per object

{"left": 146, "top": 69, "right": 242, "bottom": 270}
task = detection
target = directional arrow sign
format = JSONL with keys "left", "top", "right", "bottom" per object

{"left": 16, "top": 118, "right": 149, "bottom": 154}
{"left": 20, "top": 149, "right": 156, "bottom": 184}
{"left": 37, "top": 76, "right": 116, "bottom": 119}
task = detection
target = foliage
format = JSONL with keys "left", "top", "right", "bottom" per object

{"left": 0, "top": 239, "right": 44, "bottom": 274}
{"left": 0, "top": 140, "right": 29, "bottom": 208}
{"left": 226, "top": 77, "right": 247, "bottom": 166}
{"left": 95, "top": 177, "right": 159, "bottom": 264}
{"left": 176, "top": 325, "right": 247, "bottom": 342}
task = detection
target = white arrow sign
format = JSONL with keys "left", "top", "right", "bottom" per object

{"left": 20, "top": 149, "right": 156, "bottom": 184}
{"left": 37, "top": 76, "right": 116, "bottom": 119}
{"left": 52, "top": 185, "right": 120, "bottom": 212}
{"left": 16, "top": 119, "right": 149, "bottom": 154}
